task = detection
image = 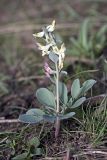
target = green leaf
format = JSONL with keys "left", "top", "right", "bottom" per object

{"left": 26, "top": 109, "right": 45, "bottom": 116}
{"left": 60, "top": 112, "right": 75, "bottom": 120}
{"left": 30, "top": 148, "right": 42, "bottom": 156}
{"left": 12, "top": 152, "right": 28, "bottom": 160}
{"left": 80, "top": 79, "right": 96, "bottom": 96}
{"left": 43, "top": 115, "right": 56, "bottom": 123}
{"left": 68, "top": 97, "right": 73, "bottom": 107}
{"left": 29, "top": 137, "right": 40, "bottom": 148}
{"left": 49, "top": 52, "right": 59, "bottom": 63}
{"left": 36, "top": 88, "right": 56, "bottom": 108}
{"left": 71, "top": 97, "right": 86, "bottom": 108}
{"left": 19, "top": 114, "right": 43, "bottom": 123}
{"left": 71, "top": 79, "right": 81, "bottom": 99}
{"left": 35, "top": 148, "right": 42, "bottom": 156}
{"left": 43, "top": 112, "right": 75, "bottom": 122}
{"left": 59, "top": 82, "right": 68, "bottom": 105}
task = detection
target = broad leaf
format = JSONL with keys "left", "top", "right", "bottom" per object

{"left": 43, "top": 112, "right": 75, "bottom": 122}
{"left": 80, "top": 79, "right": 96, "bottom": 96}
{"left": 71, "top": 97, "right": 86, "bottom": 108}
{"left": 43, "top": 115, "right": 56, "bottom": 123}
{"left": 71, "top": 79, "right": 81, "bottom": 99}
{"left": 36, "top": 88, "right": 56, "bottom": 108}
{"left": 60, "top": 112, "right": 75, "bottom": 120}
{"left": 35, "top": 148, "right": 42, "bottom": 156}
{"left": 31, "top": 148, "right": 42, "bottom": 156}
{"left": 26, "top": 109, "right": 45, "bottom": 116}
{"left": 19, "top": 114, "right": 43, "bottom": 123}
{"left": 68, "top": 97, "right": 73, "bottom": 107}
{"left": 12, "top": 152, "right": 28, "bottom": 160}
{"left": 59, "top": 82, "right": 68, "bottom": 105}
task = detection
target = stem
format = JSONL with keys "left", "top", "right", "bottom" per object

{"left": 56, "top": 63, "right": 59, "bottom": 113}
{"left": 55, "top": 63, "right": 60, "bottom": 139}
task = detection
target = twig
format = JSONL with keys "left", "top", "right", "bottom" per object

{"left": 0, "top": 119, "right": 19, "bottom": 123}
{"left": 73, "top": 150, "right": 107, "bottom": 158}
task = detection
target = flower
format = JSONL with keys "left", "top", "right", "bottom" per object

{"left": 44, "top": 62, "right": 53, "bottom": 77}
{"left": 36, "top": 43, "right": 51, "bottom": 56}
{"left": 33, "top": 31, "right": 44, "bottom": 38}
{"left": 33, "top": 20, "right": 55, "bottom": 38}
{"left": 52, "top": 43, "right": 66, "bottom": 70}
{"left": 46, "top": 20, "right": 55, "bottom": 32}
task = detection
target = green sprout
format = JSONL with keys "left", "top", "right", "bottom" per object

{"left": 19, "top": 20, "right": 96, "bottom": 138}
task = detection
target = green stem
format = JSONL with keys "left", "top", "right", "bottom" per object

{"left": 55, "top": 63, "right": 60, "bottom": 139}
{"left": 56, "top": 63, "right": 59, "bottom": 113}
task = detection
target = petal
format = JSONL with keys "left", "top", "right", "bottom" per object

{"left": 33, "top": 31, "right": 44, "bottom": 38}
{"left": 47, "top": 20, "right": 55, "bottom": 32}
{"left": 36, "top": 43, "right": 43, "bottom": 50}
{"left": 52, "top": 46, "right": 59, "bottom": 54}
{"left": 60, "top": 43, "right": 66, "bottom": 53}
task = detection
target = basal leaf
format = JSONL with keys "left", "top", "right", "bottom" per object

{"left": 60, "top": 112, "right": 75, "bottom": 120}
{"left": 71, "top": 79, "right": 81, "bottom": 99}
{"left": 36, "top": 88, "right": 56, "bottom": 108}
{"left": 26, "top": 109, "right": 45, "bottom": 116}
{"left": 71, "top": 97, "right": 86, "bottom": 108}
{"left": 12, "top": 152, "right": 28, "bottom": 160}
{"left": 19, "top": 114, "right": 43, "bottom": 124}
{"left": 43, "top": 115, "right": 56, "bottom": 123}
{"left": 80, "top": 79, "right": 96, "bottom": 96}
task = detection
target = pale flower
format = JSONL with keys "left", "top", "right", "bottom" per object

{"left": 33, "top": 31, "right": 44, "bottom": 38}
{"left": 58, "top": 54, "right": 64, "bottom": 70}
{"left": 36, "top": 43, "right": 51, "bottom": 56}
{"left": 33, "top": 20, "right": 55, "bottom": 38}
{"left": 53, "top": 43, "right": 66, "bottom": 70}
{"left": 59, "top": 43, "right": 66, "bottom": 58}
{"left": 46, "top": 20, "right": 55, "bottom": 32}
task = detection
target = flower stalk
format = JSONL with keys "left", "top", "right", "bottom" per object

{"left": 55, "top": 63, "right": 60, "bottom": 138}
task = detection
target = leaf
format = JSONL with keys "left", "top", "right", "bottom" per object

{"left": 68, "top": 97, "right": 73, "bottom": 107}
{"left": 29, "top": 137, "right": 40, "bottom": 148}
{"left": 36, "top": 88, "right": 56, "bottom": 108}
{"left": 26, "top": 109, "right": 45, "bottom": 116}
{"left": 19, "top": 114, "right": 43, "bottom": 124}
{"left": 59, "top": 82, "right": 68, "bottom": 105}
{"left": 80, "top": 79, "right": 96, "bottom": 96}
{"left": 71, "top": 97, "right": 86, "bottom": 108}
{"left": 30, "top": 148, "right": 42, "bottom": 156}
{"left": 35, "top": 148, "right": 42, "bottom": 156}
{"left": 43, "top": 115, "right": 56, "bottom": 123}
{"left": 71, "top": 79, "right": 81, "bottom": 99}
{"left": 43, "top": 112, "right": 75, "bottom": 122}
{"left": 60, "top": 112, "right": 75, "bottom": 120}
{"left": 49, "top": 52, "right": 59, "bottom": 63}
{"left": 12, "top": 152, "right": 28, "bottom": 160}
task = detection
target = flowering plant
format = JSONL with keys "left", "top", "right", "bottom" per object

{"left": 19, "top": 21, "right": 96, "bottom": 138}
